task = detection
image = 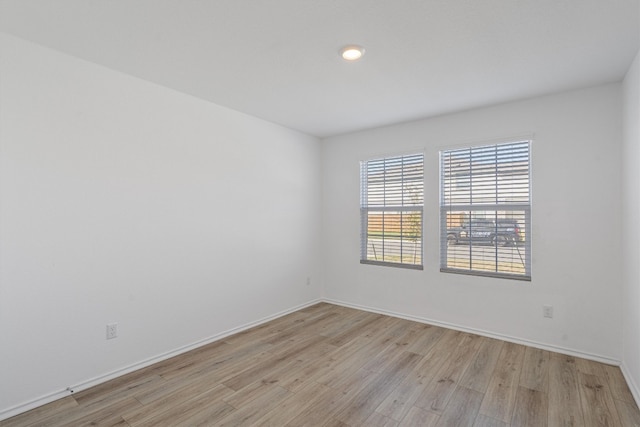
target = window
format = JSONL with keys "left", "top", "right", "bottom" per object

{"left": 440, "top": 141, "right": 531, "bottom": 280}
{"left": 360, "top": 153, "right": 424, "bottom": 269}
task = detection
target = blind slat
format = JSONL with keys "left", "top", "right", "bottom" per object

{"left": 440, "top": 141, "right": 531, "bottom": 280}
{"left": 361, "top": 153, "right": 424, "bottom": 268}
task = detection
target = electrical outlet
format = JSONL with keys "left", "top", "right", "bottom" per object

{"left": 106, "top": 323, "right": 118, "bottom": 339}
{"left": 543, "top": 305, "right": 553, "bottom": 318}
{"left": 306, "top": 276, "right": 311, "bottom": 286}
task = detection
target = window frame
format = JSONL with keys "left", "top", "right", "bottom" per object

{"left": 360, "top": 152, "right": 424, "bottom": 270}
{"left": 439, "top": 140, "right": 532, "bottom": 281}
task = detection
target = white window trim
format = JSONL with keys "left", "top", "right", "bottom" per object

{"left": 439, "top": 140, "right": 532, "bottom": 281}
{"left": 360, "top": 153, "right": 424, "bottom": 270}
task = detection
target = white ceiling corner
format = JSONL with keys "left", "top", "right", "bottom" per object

{"left": 1, "top": 0, "right": 638, "bottom": 137}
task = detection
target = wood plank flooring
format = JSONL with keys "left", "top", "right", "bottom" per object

{"left": 3, "top": 303, "right": 639, "bottom": 426}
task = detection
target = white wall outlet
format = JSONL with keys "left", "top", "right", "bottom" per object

{"left": 543, "top": 305, "right": 554, "bottom": 318}
{"left": 306, "top": 276, "right": 311, "bottom": 286}
{"left": 106, "top": 323, "right": 118, "bottom": 339}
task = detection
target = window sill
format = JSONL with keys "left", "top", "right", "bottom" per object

{"left": 360, "top": 260, "right": 423, "bottom": 270}
{"left": 440, "top": 267, "right": 530, "bottom": 281}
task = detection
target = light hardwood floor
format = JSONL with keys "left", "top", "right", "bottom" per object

{"left": 3, "top": 303, "right": 640, "bottom": 426}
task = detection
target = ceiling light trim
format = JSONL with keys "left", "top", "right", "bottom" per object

{"left": 341, "top": 45, "right": 365, "bottom": 61}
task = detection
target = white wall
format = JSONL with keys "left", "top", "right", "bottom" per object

{"left": 0, "top": 33, "right": 322, "bottom": 417}
{"left": 322, "top": 84, "right": 623, "bottom": 361}
{"left": 1, "top": 29, "right": 636, "bottom": 420}
{"left": 622, "top": 49, "right": 640, "bottom": 403}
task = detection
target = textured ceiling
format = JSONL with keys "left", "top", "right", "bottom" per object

{"left": 1, "top": 0, "right": 638, "bottom": 137}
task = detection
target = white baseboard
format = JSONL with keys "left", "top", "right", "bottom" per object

{"left": 2, "top": 296, "right": 631, "bottom": 421}
{"left": 0, "top": 389, "right": 71, "bottom": 424}
{"left": 0, "top": 298, "right": 323, "bottom": 422}
{"left": 620, "top": 361, "right": 640, "bottom": 408}
{"left": 323, "top": 298, "right": 622, "bottom": 366}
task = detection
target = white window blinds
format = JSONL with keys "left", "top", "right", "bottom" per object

{"left": 360, "top": 153, "right": 424, "bottom": 269}
{"left": 440, "top": 141, "right": 531, "bottom": 280}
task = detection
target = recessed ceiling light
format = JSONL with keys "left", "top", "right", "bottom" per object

{"left": 341, "top": 45, "right": 365, "bottom": 61}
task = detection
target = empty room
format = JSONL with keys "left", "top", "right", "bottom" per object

{"left": 1, "top": 1, "right": 639, "bottom": 426}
